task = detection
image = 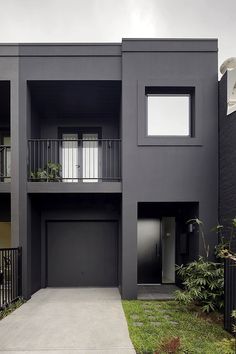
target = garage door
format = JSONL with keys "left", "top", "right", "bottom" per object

{"left": 47, "top": 221, "right": 118, "bottom": 287}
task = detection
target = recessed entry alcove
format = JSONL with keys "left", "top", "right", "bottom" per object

{"left": 137, "top": 202, "right": 199, "bottom": 286}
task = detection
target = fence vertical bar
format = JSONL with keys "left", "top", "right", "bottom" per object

{"left": 224, "top": 239, "right": 236, "bottom": 333}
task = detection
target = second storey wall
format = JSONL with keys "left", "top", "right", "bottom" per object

{"left": 121, "top": 39, "right": 219, "bottom": 298}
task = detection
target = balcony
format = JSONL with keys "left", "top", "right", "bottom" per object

{"left": 0, "top": 145, "right": 11, "bottom": 183}
{"left": 28, "top": 139, "right": 121, "bottom": 184}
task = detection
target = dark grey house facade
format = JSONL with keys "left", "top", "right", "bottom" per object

{"left": 0, "top": 39, "right": 219, "bottom": 300}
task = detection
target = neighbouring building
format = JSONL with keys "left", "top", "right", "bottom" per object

{"left": 219, "top": 58, "right": 236, "bottom": 332}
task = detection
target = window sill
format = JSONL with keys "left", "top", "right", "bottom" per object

{"left": 138, "top": 136, "right": 203, "bottom": 146}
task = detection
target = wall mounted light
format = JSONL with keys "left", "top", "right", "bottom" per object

{"left": 188, "top": 223, "right": 194, "bottom": 233}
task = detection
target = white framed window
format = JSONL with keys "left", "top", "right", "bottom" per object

{"left": 147, "top": 94, "right": 190, "bottom": 137}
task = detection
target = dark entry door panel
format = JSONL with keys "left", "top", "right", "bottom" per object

{"left": 47, "top": 221, "right": 118, "bottom": 287}
{"left": 137, "top": 219, "right": 162, "bottom": 284}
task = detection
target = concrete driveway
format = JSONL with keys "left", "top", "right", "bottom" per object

{"left": 0, "top": 288, "right": 135, "bottom": 354}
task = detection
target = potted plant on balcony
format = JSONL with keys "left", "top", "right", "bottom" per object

{"left": 30, "top": 162, "right": 62, "bottom": 182}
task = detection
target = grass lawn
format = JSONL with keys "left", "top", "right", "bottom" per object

{"left": 122, "top": 300, "right": 234, "bottom": 354}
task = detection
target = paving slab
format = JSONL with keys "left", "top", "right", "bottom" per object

{"left": 0, "top": 288, "right": 135, "bottom": 354}
{"left": 138, "top": 284, "right": 180, "bottom": 300}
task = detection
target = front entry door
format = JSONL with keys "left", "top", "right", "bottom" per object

{"left": 137, "top": 219, "right": 162, "bottom": 284}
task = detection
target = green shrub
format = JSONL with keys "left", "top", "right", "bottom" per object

{"left": 175, "top": 257, "right": 224, "bottom": 312}
{"left": 175, "top": 218, "right": 225, "bottom": 313}
{"left": 217, "top": 338, "right": 236, "bottom": 354}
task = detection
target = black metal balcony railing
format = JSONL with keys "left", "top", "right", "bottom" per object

{"left": 28, "top": 139, "right": 121, "bottom": 182}
{"left": 0, "top": 145, "right": 11, "bottom": 182}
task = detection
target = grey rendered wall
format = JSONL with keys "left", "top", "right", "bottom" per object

{"left": 0, "top": 44, "right": 122, "bottom": 298}
{"left": 39, "top": 116, "right": 119, "bottom": 139}
{"left": 0, "top": 41, "right": 219, "bottom": 300}
{"left": 29, "top": 194, "right": 121, "bottom": 293}
{"left": 29, "top": 81, "right": 121, "bottom": 140}
{"left": 219, "top": 73, "right": 236, "bottom": 229}
{"left": 30, "top": 199, "right": 41, "bottom": 294}
{"left": 121, "top": 39, "right": 219, "bottom": 299}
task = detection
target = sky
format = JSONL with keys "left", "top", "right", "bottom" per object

{"left": 0, "top": 0, "right": 235, "bottom": 72}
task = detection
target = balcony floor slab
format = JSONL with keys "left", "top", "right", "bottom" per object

{"left": 27, "top": 181, "right": 122, "bottom": 193}
{"left": 0, "top": 182, "right": 11, "bottom": 193}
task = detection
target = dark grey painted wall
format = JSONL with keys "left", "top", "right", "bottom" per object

{"left": 219, "top": 73, "right": 236, "bottom": 231}
{"left": 47, "top": 220, "right": 118, "bottom": 287}
{"left": 30, "top": 198, "right": 41, "bottom": 294}
{"left": 0, "top": 41, "right": 219, "bottom": 299}
{"left": 29, "top": 81, "right": 121, "bottom": 139}
{"left": 29, "top": 194, "right": 121, "bottom": 294}
{"left": 121, "top": 39, "right": 218, "bottom": 298}
{"left": 0, "top": 44, "right": 122, "bottom": 298}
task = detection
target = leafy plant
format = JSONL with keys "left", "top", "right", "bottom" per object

{"left": 188, "top": 218, "right": 210, "bottom": 258}
{"left": 30, "top": 162, "right": 62, "bottom": 182}
{"left": 0, "top": 298, "right": 25, "bottom": 320}
{"left": 155, "top": 337, "right": 181, "bottom": 354}
{"left": 175, "top": 257, "right": 224, "bottom": 312}
{"left": 232, "top": 310, "right": 236, "bottom": 333}
{"left": 218, "top": 237, "right": 236, "bottom": 336}
{"left": 175, "top": 218, "right": 225, "bottom": 312}
{"left": 217, "top": 338, "right": 236, "bottom": 354}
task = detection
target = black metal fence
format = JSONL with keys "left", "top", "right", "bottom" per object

{"left": 0, "top": 145, "right": 11, "bottom": 182}
{"left": 28, "top": 139, "right": 121, "bottom": 182}
{"left": 224, "top": 239, "right": 236, "bottom": 333}
{"left": 0, "top": 248, "right": 22, "bottom": 309}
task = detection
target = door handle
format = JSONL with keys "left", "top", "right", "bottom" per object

{"left": 156, "top": 244, "right": 160, "bottom": 258}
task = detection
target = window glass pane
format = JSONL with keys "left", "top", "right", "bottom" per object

{"left": 82, "top": 133, "right": 98, "bottom": 183}
{"left": 62, "top": 133, "right": 78, "bottom": 183}
{"left": 147, "top": 95, "right": 190, "bottom": 136}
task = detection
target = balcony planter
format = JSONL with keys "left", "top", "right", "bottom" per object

{"left": 30, "top": 162, "right": 62, "bottom": 182}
